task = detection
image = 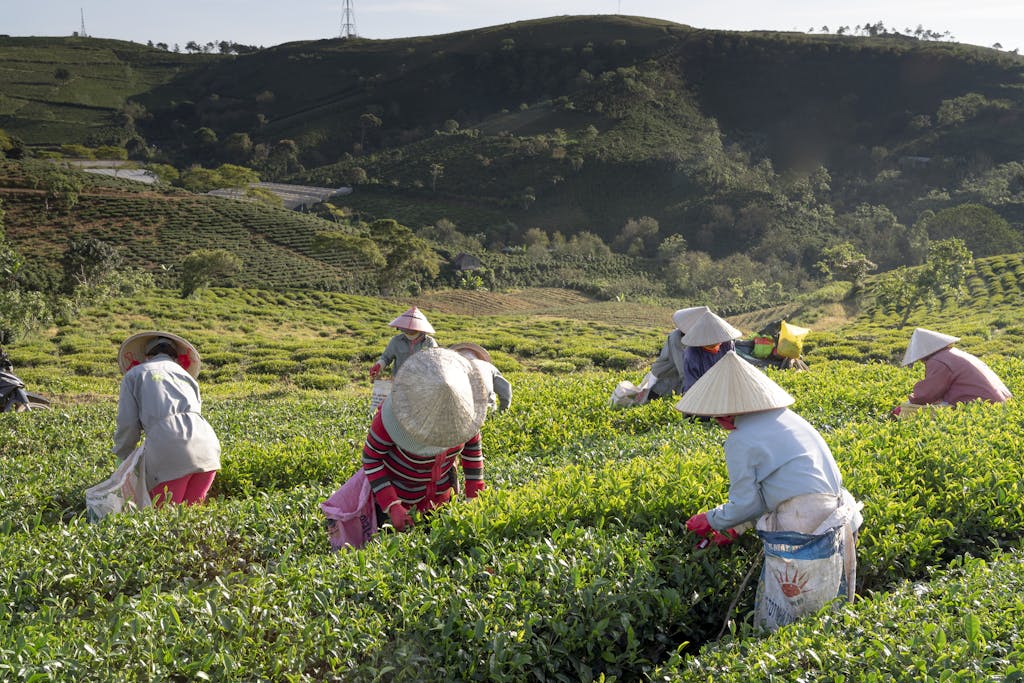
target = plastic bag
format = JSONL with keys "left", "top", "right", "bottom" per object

{"left": 85, "top": 445, "right": 152, "bottom": 522}
{"left": 776, "top": 321, "right": 810, "bottom": 359}
{"left": 609, "top": 380, "right": 641, "bottom": 407}
{"left": 610, "top": 372, "right": 658, "bottom": 408}
{"left": 321, "top": 469, "right": 377, "bottom": 551}
{"left": 752, "top": 336, "right": 775, "bottom": 359}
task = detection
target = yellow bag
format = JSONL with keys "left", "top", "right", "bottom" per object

{"left": 776, "top": 321, "right": 810, "bottom": 359}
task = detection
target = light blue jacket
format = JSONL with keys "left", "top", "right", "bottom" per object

{"left": 706, "top": 408, "right": 842, "bottom": 531}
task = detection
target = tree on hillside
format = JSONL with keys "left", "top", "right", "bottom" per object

{"left": 179, "top": 166, "right": 222, "bottom": 193}
{"left": 44, "top": 170, "right": 83, "bottom": 214}
{"left": 0, "top": 200, "right": 48, "bottom": 344}
{"left": 613, "top": 216, "right": 660, "bottom": 257}
{"left": 920, "top": 204, "right": 1020, "bottom": 257}
{"left": 314, "top": 232, "right": 385, "bottom": 269}
{"left": 835, "top": 204, "right": 926, "bottom": 271}
{"left": 873, "top": 237, "right": 973, "bottom": 328}
{"left": 359, "top": 113, "right": 382, "bottom": 152}
{"left": 368, "top": 219, "right": 441, "bottom": 294}
{"left": 223, "top": 132, "right": 254, "bottom": 165}
{"left": 215, "top": 164, "right": 260, "bottom": 188}
{"left": 60, "top": 237, "right": 121, "bottom": 293}
{"left": 179, "top": 249, "right": 242, "bottom": 298}
{"left": 815, "top": 242, "right": 877, "bottom": 291}
{"left": 429, "top": 163, "right": 444, "bottom": 192}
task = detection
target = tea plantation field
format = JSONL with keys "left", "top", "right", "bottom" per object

{"left": 3, "top": 275, "right": 1024, "bottom": 681}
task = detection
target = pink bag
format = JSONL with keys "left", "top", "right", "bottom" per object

{"left": 320, "top": 469, "right": 378, "bottom": 551}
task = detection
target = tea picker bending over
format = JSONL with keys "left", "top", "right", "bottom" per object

{"left": 678, "top": 351, "right": 863, "bottom": 631}
{"left": 369, "top": 306, "right": 438, "bottom": 380}
{"left": 643, "top": 305, "right": 710, "bottom": 402}
{"left": 891, "top": 327, "right": 1011, "bottom": 419}
{"left": 680, "top": 310, "right": 742, "bottom": 392}
{"left": 114, "top": 331, "right": 221, "bottom": 506}
{"left": 363, "top": 348, "right": 491, "bottom": 532}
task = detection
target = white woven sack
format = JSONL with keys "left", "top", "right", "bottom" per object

{"left": 85, "top": 445, "right": 152, "bottom": 522}
{"left": 370, "top": 379, "right": 392, "bottom": 416}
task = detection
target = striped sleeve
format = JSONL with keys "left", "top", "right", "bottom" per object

{"left": 362, "top": 410, "right": 400, "bottom": 510}
{"left": 461, "top": 432, "right": 485, "bottom": 496}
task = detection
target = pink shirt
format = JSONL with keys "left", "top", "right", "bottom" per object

{"left": 910, "top": 347, "right": 1011, "bottom": 406}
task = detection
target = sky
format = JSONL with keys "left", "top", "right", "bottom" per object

{"left": 5, "top": 1, "right": 1022, "bottom": 53}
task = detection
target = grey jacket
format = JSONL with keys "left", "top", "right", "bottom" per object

{"left": 377, "top": 333, "right": 438, "bottom": 374}
{"left": 649, "top": 330, "right": 686, "bottom": 397}
{"left": 113, "top": 355, "right": 221, "bottom": 490}
{"left": 471, "top": 359, "right": 512, "bottom": 412}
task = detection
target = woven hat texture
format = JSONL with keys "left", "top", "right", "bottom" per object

{"left": 902, "top": 328, "right": 959, "bottom": 366}
{"left": 388, "top": 306, "right": 435, "bottom": 334}
{"left": 682, "top": 311, "right": 742, "bottom": 347}
{"left": 672, "top": 306, "right": 711, "bottom": 334}
{"left": 118, "top": 331, "right": 201, "bottom": 378}
{"left": 382, "top": 348, "right": 489, "bottom": 454}
{"left": 675, "top": 351, "right": 794, "bottom": 416}
{"left": 449, "top": 342, "right": 491, "bottom": 363}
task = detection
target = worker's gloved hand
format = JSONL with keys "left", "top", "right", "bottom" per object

{"left": 369, "top": 362, "right": 382, "bottom": 380}
{"left": 710, "top": 528, "right": 739, "bottom": 546}
{"left": 685, "top": 512, "right": 713, "bottom": 538}
{"left": 387, "top": 503, "right": 414, "bottom": 532}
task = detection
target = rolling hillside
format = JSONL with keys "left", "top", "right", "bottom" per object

{"left": 2, "top": 17, "right": 1023, "bottom": 257}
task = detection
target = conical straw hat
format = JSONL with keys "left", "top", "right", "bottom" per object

{"left": 675, "top": 351, "right": 794, "bottom": 416}
{"left": 901, "top": 328, "right": 959, "bottom": 366}
{"left": 449, "top": 342, "right": 492, "bottom": 363}
{"left": 382, "top": 348, "right": 489, "bottom": 454}
{"left": 681, "top": 311, "right": 742, "bottom": 347}
{"left": 672, "top": 306, "right": 711, "bottom": 334}
{"left": 388, "top": 306, "right": 435, "bottom": 334}
{"left": 118, "top": 331, "right": 202, "bottom": 378}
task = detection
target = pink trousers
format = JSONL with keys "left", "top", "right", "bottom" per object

{"left": 149, "top": 470, "right": 217, "bottom": 507}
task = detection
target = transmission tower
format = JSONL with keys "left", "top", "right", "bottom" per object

{"left": 339, "top": 0, "right": 357, "bottom": 39}
{"left": 79, "top": 8, "right": 88, "bottom": 38}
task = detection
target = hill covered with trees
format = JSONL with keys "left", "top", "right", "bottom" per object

{"left": 1, "top": 15, "right": 1023, "bottom": 320}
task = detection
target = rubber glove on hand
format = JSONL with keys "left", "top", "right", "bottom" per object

{"left": 369, "top": 362, "right": 382, "bottom": 380}
{"left": 685, "top": 512, "right": 713, "bottom": 538}
{"left": 710, "top": 528, "right": 740, "bottom": 546}
{"left": 387, "top": 503, "right": 414, "bottom": 532}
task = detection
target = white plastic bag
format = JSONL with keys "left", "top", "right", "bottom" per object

{"left": 609, "top": 380, "right": 641, "bottom": 407}
{"left": 610, "top": 372, "right": 658, "bottom": 408}
{"left": 85, "top": 445, "right": 152, "bottom": 522}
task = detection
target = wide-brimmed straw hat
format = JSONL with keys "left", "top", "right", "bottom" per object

{"left": 380, "top": 348, "right": 489, "bottom": 454}
{"left": 449, "top": 342, "right": 492, "bottom": 363}
{"left": 902, "top": 328, "right": 959, "bottom": 366}
{"left": 672, "top": 306, "right": 711, "bottom": 334}
{"left": 675, "top": 351, "right": 794, "bottom": 416}
{"left": 388, "top": 306, "right": 435, "bottom": 334}
{"left": 682, "top": 311, "right": 742, "bottom": 347}
{"left": 118, "top": 331, "right": 201, "bottom": 378}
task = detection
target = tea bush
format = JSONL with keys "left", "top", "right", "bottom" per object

{"left": 3, "top": 277, "right": 1024, "bottom": 680}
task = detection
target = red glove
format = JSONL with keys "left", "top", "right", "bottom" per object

{"left": 710, "top": 528, "right": 740, "bottom": 546}
{"left": 369, "top": 362, "right": 382, "bottom": 380}
{"left": 387, "top": 503, "right": 414, "bottom": 532}
{"left": 685, "top": 512, "right": 713, "bottom": 538}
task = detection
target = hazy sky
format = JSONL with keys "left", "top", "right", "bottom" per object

{"left": 6, "top": 1, "right": 1022, "bottom": 53}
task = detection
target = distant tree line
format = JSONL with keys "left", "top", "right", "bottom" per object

{"left": 145, "top": 40, "right": 261, "bottom": 54}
